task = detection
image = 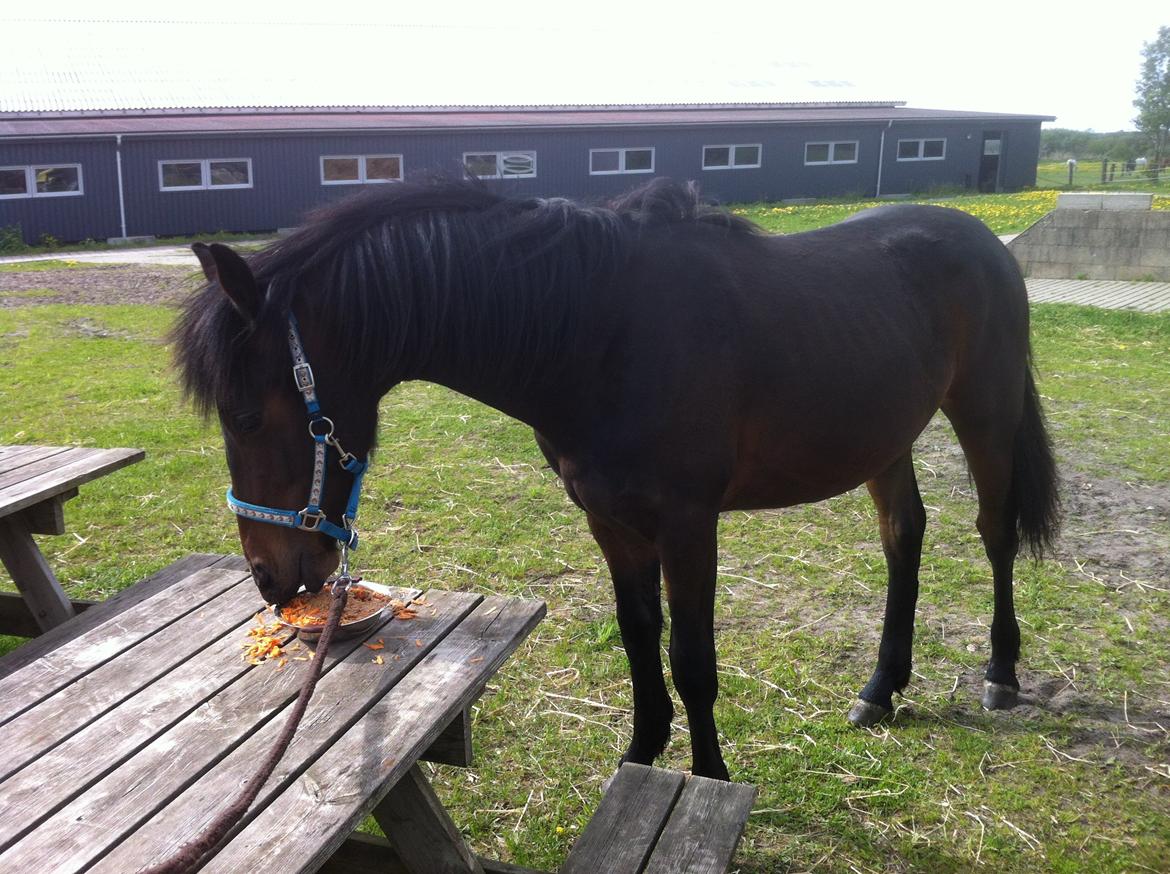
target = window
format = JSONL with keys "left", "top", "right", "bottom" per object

{"left": 321, "top": 154, "right": 403, "bottom": 185}
{"left": 702, "top": 144, "right": 761, "bottom": 170}
{"left": 159, "top": 158, "right": 253, "bottom": 191}
{"left": 896, "top": 138, "right": 946, "bottom": 161}
{"left": 0, "top": 164, "right": 83, "bottom": 199}
{"left": 463, "top": 151, "right": 536, "bottom": 179}
{"left": 804, "top": 141, "right": 858, "bottom": 165}
{"left": 589, "top": 147, "right": 655, "bottom": 175}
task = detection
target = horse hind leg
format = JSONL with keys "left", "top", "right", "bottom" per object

{"left": 942, "top": 406, "right": 1025, "bottom": 710}
{"left": 849, "top": 451, "right": 927, "bottom": 727}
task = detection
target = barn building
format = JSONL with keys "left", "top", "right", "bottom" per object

{"left": 0, "top": 18, "right": 1054, "bottom": 245}
{"left": 0, "top": 102, "right": 1053, "bottom": 245}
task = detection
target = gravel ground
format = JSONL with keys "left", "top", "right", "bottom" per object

{"left": 0, "top": 264, "right": 197, "bottom": 307}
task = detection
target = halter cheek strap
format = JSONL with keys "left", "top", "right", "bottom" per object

{"left": 225, "top": 313, "right": 368, "bottom": 550}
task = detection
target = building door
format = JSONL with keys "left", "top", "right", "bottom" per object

{"left": 979, "top": 132, "right": 1002, "bottom": 192}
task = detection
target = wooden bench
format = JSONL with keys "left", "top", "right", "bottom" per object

{"left": 324, "top": 762, "right": 757, "bottom": 874}
{"left": 560, "top": 763, "right": 756, "bottom": 874}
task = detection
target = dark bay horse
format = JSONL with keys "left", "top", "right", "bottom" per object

{"left": 176, "top": 178, "right": 1059, "bottom": 781}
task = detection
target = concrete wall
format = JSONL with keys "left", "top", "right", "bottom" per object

{"left": 1008, "top": 207, "right": 1170, "bottom": 280}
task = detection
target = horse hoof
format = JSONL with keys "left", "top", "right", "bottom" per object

{"left": 982, "top": 681, "right": 1019, "bottom": 711}
{"left": 847, "top": 699, "right": 891, "bottom": 727}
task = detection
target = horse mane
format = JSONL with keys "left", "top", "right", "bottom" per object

{"left": 173, "top": 176, "right": 759, "bottom": 414}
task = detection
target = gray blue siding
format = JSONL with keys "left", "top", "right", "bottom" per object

{"left": 1, "top": 118, "right": 1044, "bottom": 243}
{"left": 0, "top": 138, "right": 121, "bottom": 243}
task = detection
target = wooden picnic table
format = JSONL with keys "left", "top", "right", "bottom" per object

{"left": 0, "top": 554, "right": 546, "bottom": 874}
{"left": 0, "top": 444, "right": 144, "bottom": 634}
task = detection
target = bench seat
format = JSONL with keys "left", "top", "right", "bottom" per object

{"left": 560, "top": 763, "right": 756, "bottom": 874}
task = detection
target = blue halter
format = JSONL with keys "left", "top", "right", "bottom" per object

{"left": 225, "top": 313, "right": 368, "bottom": 550}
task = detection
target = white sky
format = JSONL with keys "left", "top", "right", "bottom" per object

{"left": 8, "top": 0, "right": 1167, "bottom": 131}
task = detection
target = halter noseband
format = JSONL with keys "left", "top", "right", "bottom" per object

{"left": 225, "top": 313, "right": 368, "bottom": 550}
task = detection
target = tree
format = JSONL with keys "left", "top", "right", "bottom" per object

{"left": 1134, "top": 25, "right": 1170, "bottom": 167}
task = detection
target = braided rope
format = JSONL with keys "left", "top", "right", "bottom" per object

{"left": 140, "top": 584, "right": 350, "bottom": 874}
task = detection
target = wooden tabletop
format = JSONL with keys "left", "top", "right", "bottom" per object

{"left": 0, "top": 557, "right": 545, "bottom": 873}
{"left": 0, "top": 444, "right": 145, "bottom": 519}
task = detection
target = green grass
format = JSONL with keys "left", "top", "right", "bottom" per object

{"left": 0, "top": 259, "right": 92, "bottom": 272}
{"left": 0, "top": 297, "right": 1168, "bottom": 872}
{"left": 733, "top": 189, "right": 1170, "bottom": 237}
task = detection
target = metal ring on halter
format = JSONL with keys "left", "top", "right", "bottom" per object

{"left": 308, "top": 417, "right": 335, "bottom": 439}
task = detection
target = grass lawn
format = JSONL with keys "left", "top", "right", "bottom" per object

{"left": 1, "top": 284, "right": 1168, "bottom": 869}
{"left": 733, "top": 188, "right": 1170, "bottom": 237}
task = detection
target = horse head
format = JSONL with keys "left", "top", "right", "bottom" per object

{"left": 189, "top": 242, "right": 378, "bottom": 606}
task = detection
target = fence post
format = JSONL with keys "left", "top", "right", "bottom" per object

{"left": 1101, "top": 160, "right": 1107, "bottom": 184}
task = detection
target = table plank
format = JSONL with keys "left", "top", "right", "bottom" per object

{"left": 0, "top": 563, "right": 249, "bottom": 724}
{"left": 0, "top": 579, "right": 268, "bottom": 851}
{"left": 642, "top": 775, "right": 757, "bottom": 874}
{"left": 199, "top": 596, "right": 546, "bottom": 874}
{"left": 0, "top": 576, "right": 259, "bottom": 783}
{"left": 0, "top": 554, "right": 243, "bottom": 678}
{"left": 0, "top": 447, "right": 144, "bottom": 518}
{"left": 0, "top": 447, "right": 107, "bottom": 497}
{"left": 89, "top": 589, "right": 487, "bottom": 874}
{"left": 0, "top": 445, "right": 74, "bottom": 476}
{"left": 7, "top": 585, "right": 431, "bottom": 874}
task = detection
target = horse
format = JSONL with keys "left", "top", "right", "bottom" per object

{"left": 175, "top": 177, "right": 1060, "bottom": 781}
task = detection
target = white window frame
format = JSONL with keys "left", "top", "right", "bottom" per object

{"left": 462, "top": 151, "right": 537, "bottom": 180}
{"left": 896, "top": 138, "right": 947, "bottom": 162}
{"left": 320, "top": 154, "right": 403, "bottom": 185}
{"left": 701, "top": 143, "right": 762, "bottom": 170}
{"left": 0, "top": 164, "right": 84, "bottom": 199}
{"left": 803, "top": 141, "right": 859, "bottom": 166}
{"left": 159, "top": 158, "right": 253, "bottom": 191}
{"left": 589, "top": 147, "right": 656, "bottom": 175}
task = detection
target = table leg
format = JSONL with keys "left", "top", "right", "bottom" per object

{"left": 0, "top": 512, "right": 76, "bottom": 631}
{"left": 372, "top": 763, "right": 486, "bottom": 874}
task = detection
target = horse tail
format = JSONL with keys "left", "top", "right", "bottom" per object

{"left": 1013, "top": 361, "right": 1061, "bottom": 558}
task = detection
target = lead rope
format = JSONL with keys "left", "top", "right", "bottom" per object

{"left": 139, "top": 568, "right": 353, "bottom": 874}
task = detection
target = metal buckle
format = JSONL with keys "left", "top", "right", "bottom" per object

{"left": 292, "top": 362, "right": 315, "bottom": 392}
{"left": 298, "top": 508, "right": 326, "bottom": 531}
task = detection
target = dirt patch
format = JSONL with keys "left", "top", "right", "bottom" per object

{"left": 0, "top": 264, "right": 196, "bottom": 307}
{"left": 1058, "top": 469, "right": 1170, "bottom": 592}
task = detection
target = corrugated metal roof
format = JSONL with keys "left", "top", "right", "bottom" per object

{"left": 0, "top": 19, "right": 891, "bottom": 113}
{"left": 0, "top": 105, "right": 1054, "bottom": 138}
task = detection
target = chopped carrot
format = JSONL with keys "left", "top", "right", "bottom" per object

{"left": 364, "top": 640, "right": 386, "bottom": 651}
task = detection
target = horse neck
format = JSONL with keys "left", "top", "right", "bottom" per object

{"left": 398, "top": 282, "right": 584, "bottom": 435}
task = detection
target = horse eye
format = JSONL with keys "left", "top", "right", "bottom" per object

{"left": 232, "top": 411, "right": 263, "bottom": 434}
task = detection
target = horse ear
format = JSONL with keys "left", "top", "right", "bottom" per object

{"left": 193, "top": 242, "right": 263, "bottom": 322}
{"left": 191, "top": 242, "right": 218, "bottom": 282}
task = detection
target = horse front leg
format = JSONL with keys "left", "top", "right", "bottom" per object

{"left": 658, "top": 511, "right": 729, "bottom": 781}
{"left": 587, "top": 514, "right": 674, "bottom": 767}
